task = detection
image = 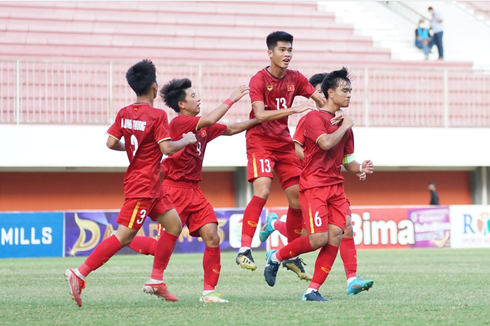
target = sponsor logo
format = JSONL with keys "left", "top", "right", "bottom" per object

{"left": 321, "top": 267, "right": 330, "bottom": 274}
{"left": 294, "top": 229, "right": 302, "bottom": 235}
{"left": 464, "top": 212, "right": 490, "bottom": 235}
{"left": 267, "top": 85, "right": 273, "bottom": 91}
{"left": 351, "top": 212, "right": 415, "bottom": 246}
{"left": 213, "top": 269, "right": 220, "bottom": 274}
{"left": 247, "top": 221, "right": 258, "bottom": 227}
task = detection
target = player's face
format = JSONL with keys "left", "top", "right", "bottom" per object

{"left": 329, "top": 80, "right": 352, "bottom": 108}
{"left": 182, "top": 87, "right": 201, "bottom": 115}
{"left": 268, "top": 41, "right": 292, "bottom": 69}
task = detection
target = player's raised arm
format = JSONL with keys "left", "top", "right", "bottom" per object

{"left": 198, "top": 85, "right": 250, "bottom": 130}
{"left": 106, "top": 135, "right": 126, "bottom": 151}
{"left": 222, "top": 118, "right": 259, "bottom": 136}
{"left": 252, "top": 100, "right": 314, "bottom": 123}
{"left": 159, "top": 132, "right": 197, "bottom": 155}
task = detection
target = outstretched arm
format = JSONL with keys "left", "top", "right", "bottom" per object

{"left": 252, "top": 101, "right": 314, "bottom": 123}
{"left": 222, "top": 118, "right": 259, "bottom": 136}
{"left": 107, "top": 135, "right": 126, "bottom": 151}
{"left": 159, "top": 132, "right": 197, "bottom": 155}
{"left": 197, "top": 85, "right": 249, "bottom": 130}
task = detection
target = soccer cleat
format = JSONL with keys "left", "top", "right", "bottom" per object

{"left": 143, "top": 282, "right": 178, "bottom": 302}
{"left": 302, "top": 290, "right": 330, "bottom": 302}
{"left": 64, "top": 269, "right": 85, "bottom": 307}
{"left": 259, "top": 213, "right": 278, "bottom": 242}
{"left": 236, "top": 249, "right": 257, "bottom": 271}
{"left": 264, "top": 250, "right": 280, "bottom": 287}
{"left": 346, "top": 275, "right": 374, "bottom": 295}
{"left": 199, "top": 292, "right": 229, "bottom": 303}
{"left": 282, "top": 258, "right": 313, "bottom": 281}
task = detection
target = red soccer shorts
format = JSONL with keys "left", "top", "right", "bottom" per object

{"left": 246, "top": 147, "right": 302, "bottom": 190}
{"left": 162, "top": 180, "right": 217, "bottom": 237}
{"left": 345, "top": 197, "right": 352, "bottom": 216}
{"left": 299, "top": 184, "right": 347, "bottom": 234}
{"left": 117, "top": 193, "right": 175, "bottom": 230}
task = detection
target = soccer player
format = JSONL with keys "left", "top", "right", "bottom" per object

{"left": 236, "top": 31, "right": 342, "bottom": 279}
{"left": 127, "top": 78, "right": 257, "bottom": 302}
{"left": 263, "top": 67, "right": 374, "bottom": 301}
{"left": 64, "top": 60, "right": 197, "bottom": 307}
{"left": 260, "top": 72, "right": 374, "bottom": 295}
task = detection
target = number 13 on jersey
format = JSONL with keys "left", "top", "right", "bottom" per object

{"left": 276, "top": 97, "right": 287, "bottom": 110}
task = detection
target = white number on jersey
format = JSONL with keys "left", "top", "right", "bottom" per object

{"left": 196, "top": 142, "right": 202, "bottom": 156}
{"left": 275, "top": 97, "right": 287, "bottom": 110}
{"left": 130, "top": 134, "right": 139, "bottom": 157}
{"left": 259, "top": 159, "right": 271, "bottom": 173}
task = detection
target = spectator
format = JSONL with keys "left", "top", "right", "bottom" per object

{"left": 415, "top": 19, "right": 430, "bottom": 60}
{"left": 428, "top": 182, "right": 440, "bottom": 205}
{"left": 428, "top": 6, "right": 444, "bottom": 60}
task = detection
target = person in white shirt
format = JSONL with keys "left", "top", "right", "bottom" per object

{"left": 428, "top": 6, "right": 444, "bottom": 60}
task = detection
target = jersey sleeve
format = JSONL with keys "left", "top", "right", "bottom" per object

{"left": 249, "top": 73, "right": 265, "bottom": 104}
{"left": 344, "top": 130, "right": 354, "bottom": 156}
{"left": 293, "top": 115, "right": 307, "bottom": 145}
{"left": 296, "top": 71, "right": 317, "bottom": 99}
{"left": 304, "top": 112, "right": 327, "bottom": 143}
{"left": 206, "top": 123, "right": 228, "bottom": 142}
{"left": 155, "top": 111, "right": 171, "bottom": 143}
{"left": 107, "top": 110, "right": 123, "bottom": 140}
{"left": 169, "top": 115, "right": 201, "bottom": 140}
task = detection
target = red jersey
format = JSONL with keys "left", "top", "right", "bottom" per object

{"left": 246, "top": 67, "right": 316, "bottom": 150}
{"left": 107, "top": 103, "right": 171, "bottom": 198}
{"left": 293, "top": 114, "right": 307, "bottom": 146}
{"left": 162, "top": 115, "right": 227, "bottom": 182}
{"left": 300, "top": 110, "right": 354, "bottom": 191}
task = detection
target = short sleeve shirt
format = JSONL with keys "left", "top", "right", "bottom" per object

{"left": 107, "top": 103, "right": 170, "bottom": 198}
{"left": 293, "top": 114, "right": 307, "bottom": 146}
{"left": 246, "top": 67, "right": 316, "bottom": 150}
{"left": 162, "top": 115, "right": 227, "bottom": 182}
{"left": 299, "top": 110, "right": 354, "bottom": 191}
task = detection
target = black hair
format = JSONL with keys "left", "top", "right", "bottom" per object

{"left": 428, "top": 6, "right": 433, "bottom": 10}
{"left": 159, "top": 78, "right": 192, "bottom": 113}
{"left": 266, "top": 31, "right": 294, "bottom": 50}
{"left": 321, "top": 67, "right": 351, "bottom": 99}
{"left": 429, "top": 182, "right": 436, "bottom": 186}
{"left": 126, "top": 59, "right": 156, "bottom": 96}
{"left": 309, "top": 73, "right": 326, "bottom": 88}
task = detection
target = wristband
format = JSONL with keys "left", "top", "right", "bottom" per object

{"left": 223, "top": 99, "right": 233, "bottom": 108}
{"left": 359, "top": 164, "right": 363, "bottom": 173}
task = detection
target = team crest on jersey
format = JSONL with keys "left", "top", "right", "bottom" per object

{"left": 267, "top": 85, "right": 273, "bottom": 91}
{"left": 200, "top": 129, "right": 207, "bottom": 137}
{"left": 287, "top": 84, "right": 295, "bottom": 92}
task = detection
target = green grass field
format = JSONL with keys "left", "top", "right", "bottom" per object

{"left": 1, "top": 249, "right": 489, "bottom": 326}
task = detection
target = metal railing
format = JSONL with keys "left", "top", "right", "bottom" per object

{"left": 379, "top": 1, "right": 431, "bottom": 25}
{"left": 1, "top": 59, "right": 489, "bottom": 127}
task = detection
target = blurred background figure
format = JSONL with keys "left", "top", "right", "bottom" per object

{"left": 415, "top": 19, "right": 430, "bottom": 60}
{"left": 428, "top": 6, "right": 444, "bottom": 60}
{"left": 428, "top": 182, "right": 440, "bottom": 205}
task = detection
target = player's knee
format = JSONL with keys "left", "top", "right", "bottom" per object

{"left": 254, "top": 187, "right": 270, "bottom": 200}
{"left": 309, "top": 233, "right": 328, "bottom": 250}
{"left": 165, "top": 221, "right": 182, "bottom": 236}
{"left": 204, "top": 232, "right": 220, "bottom": 247}
{"left": 343, "top": 223, "right": 354, "bottom": 238}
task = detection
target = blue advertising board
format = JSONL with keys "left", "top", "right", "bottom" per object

{"left": 0, "top": 212, "right": 64, "bottom": 258}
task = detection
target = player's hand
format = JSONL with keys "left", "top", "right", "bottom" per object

{"left": 292, "top": 101, "right": 315, "bottom": 114}
{"left": 356, "top": 172, "right": 366, "bottom": 181}
{"left": 361, "top": 160, "right": 374, "bottom": 174}
{"left": 344, "top": 115, "right": 355, "bottom": 129}
{"left": 331, "top": 109, "right": 344, "bottom": 125}
{"left": 182, "top": 132, "right": 197, "bottom": 145}
{"left": 228, "top": 85, "right": 250, "bottom": 103}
